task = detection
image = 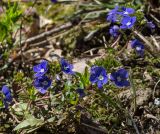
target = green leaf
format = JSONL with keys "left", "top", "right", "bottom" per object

{"left": 27, "top": 115, "right": 44, "bottom": 127}
{"left": 47, "top": 117, "right": 55, "bottom": 123}
{"left": 75, "top": 67, "right": 90, "bottom": 88}
{"left": 13, "top": 120, "right": 30, "bottom": 131}
{"left": 0, "top": 1, "right": 22, "bottom": 42}
{"left": 13, "top": 115, "right": 44, "bottom": 131}
{"left": 0, "top": 99, "right": 4, "bottom": 108}
{"left": 12, "top": 102, "right": 28, "bottom": 113}
{"left": 83, "top": 67, "right": 90, "bottom": 87}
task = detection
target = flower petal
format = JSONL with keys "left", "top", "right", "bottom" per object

{"left": 60, "top": 59, "right": 74, "bottom": 75}
{"left": 5, "top": 93, "right": 12, "bottom": 102}
{"left": 102, "top": 76, "right": 108, "bottom": 85}
{"left": 125, "top": 8, "right": 135, "bottom": 14}
{"left": 121, "top": 16, "right": 131, "bottom": 25}
{"left": 2, "top": 85, "right": 10, "bottom": 95}
{"left": 114, "top": 80, "right": 124, "bottom": 87}
{"left": 97, "top": 81, "right": 103, "bottom": 89}
{"left": 33, "top": 65, "right": 41, "bottom": 73}
{"left": 117, "top": 68, "right": 129, "bottom": 79}
{"left": 33, "top": 76, "right": 52, "bottom": 94}
{"left": 39, "top": 88, "right": 47, "bottom": 94}
{"left": 122, "top": 80, "right": 130, "bottom": 87}
{"left": 90, "top": 74, "right": 98, "bottom": 83}
{"left": 110, "top": 72, "right": 117, "bottom": 81}
{"left": 41, "top": 60, "right": 48, "bottom": 69}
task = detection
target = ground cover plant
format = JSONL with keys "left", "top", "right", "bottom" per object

{"left": 0, "top": 0, "right": 160, "bottom": 133}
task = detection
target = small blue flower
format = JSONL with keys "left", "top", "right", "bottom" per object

{"left": 131, "top": 39, "right": 144, "bottom": 56}
{"left": 89, "top": 66, "right": 108, "bottom": 89}
{"left": 109, "top": 25, "right": 120, "bottom": 37}
{"left": 1, "top": 85, "right": 12, "bottom": 108}
{"left": 147, "top": 21, "right": 155, "bottom": 29}
{"left": 119, "top": 7, "right": 135, "bottom": 15}
{"left": 60, "top": 59, "right": 74, "bottom": 75}
{"left": 33, "top": 60, "right": 48, "bottom": 78}
{"left": 33, "top": 76, "right": 52, "bottom": 94}
{"left": 76, "top": 89, "right": 85, "bottom": 98}
{"left": 51, "top": 0, "right": 57, "bottom": 3}
{"left": 2, "top": 85, "right": 12, "bottom": 102}
{"left": 110, "top": 68, "right": 130, "bottom": 87}
{"left": 107, "top": 6, "right": 119, "bottom": 22}
{"left": 120, "top": 16, "right": 136, "bottom": 29}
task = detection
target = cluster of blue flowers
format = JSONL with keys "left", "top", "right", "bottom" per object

{"left": 33, "top": 59, "right": 75, "bottom": 94}
{"left": 107, "top": 6, "right": 136, "bottom": 34}
{"left": 1, "top": 85, "right": 12, "bottom": 108}
{"left": 107, "top": 6, "right": 148, "bottom": 56}
{"left": 1, "top": 5, "right": 151, "bottom": 108}
{"left": 33, "top": 59, "right": 130, "bottom": 98}
{"left": 33, "top": 60, "right": 52, "bottom": 94}
{"left": 90, "top": 66, "right": 130, "bottom": 89}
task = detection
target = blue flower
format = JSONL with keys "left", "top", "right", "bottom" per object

{"left": 110, "top": 68, "right": 130, "bottom": 87}
{"left": 147, "top": 21, "right": 155, "bottom": 29}
{"left": 2, "top": 85, "right": 12, "bottom": 102}
{"left": 33, "top": 60, "right": 48, "bottom": 78}
{"left": 109, "top": 25, "right": 120, "bottom": 37}
{"left": 119, "top": 7, "right": 135, "bottom": 15}
{"left": 131, "top": 39, "right": 144, "bottom": 56}
{"left": 89, "top": 66, "right": 108, "bottom": 89}
{"left": 33, "top": 76, "right": 52, "bottom": 94}
{"left": 76, "top": 89, "right": 85, "bottom": 98}
{"left": 120, "top": 16, "right": 136, "bottom": 29}
{"left": 51, "top": 0, "right": 57, "bottom": 3}
{"left": 1, "top": 85, "right": 12, "bottom": 108}
{"left": 107, "top": 6, "right": 135, "bottom": 23}
{"left": 60, "top": 59, "right": 74, "bottom": 75}
{"left": 107, "top": 6, "right": 119, "bottom": 22}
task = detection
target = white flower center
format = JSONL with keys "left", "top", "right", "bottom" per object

{"left": 99, "top": 75, "right": 104, "bottom": 81}
{"left": 40, "top": 69, "right": 45, "bottom": 73}
{"left": 126, "top": 22, "right": 131, "bottom": 26}
{"left": 136, "top": 46, "right": 141, "bottom": 51}
{"left": 117, "top": 76, "right": 122, "bottom": 82}
{"left": 42, "top": 81, "right": 48, "bottom": 86}
{"left": 64, "top": 66, "right": 69, "bottom": 70}
{"left": 124, "top": 11, "right": 128, "bottom": 15}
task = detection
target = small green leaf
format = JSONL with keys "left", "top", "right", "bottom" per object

{"left": 47, "top": 117, "right": 55, "bottom": 123}
{"left": 13, "top": 120, "right": 30, "bottom": 131}
{"left": 0, "top": 100, "right": 4, "bottom": 108}
{"left": 13, "top": 115, "right": 44, "bottom": 131}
